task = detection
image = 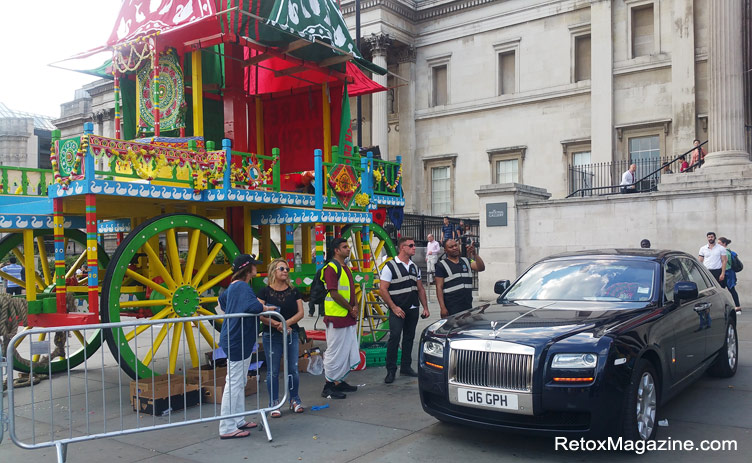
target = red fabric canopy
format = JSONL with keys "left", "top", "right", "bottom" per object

{"left": 347, "top": 62, "right": 387, "bottom": 97}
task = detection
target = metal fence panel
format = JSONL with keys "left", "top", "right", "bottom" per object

{"left": 5, "top": 312, "right": 287, "bottom": 462}
{"left": 1, "top": 353, "right": 5, "bottom": 444}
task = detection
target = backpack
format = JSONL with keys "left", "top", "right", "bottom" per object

{"left": 730, "top": 252, "right": 743, "bottom": 273}
{"left": 309, "top": 260, "right": 342, "bottom": 306}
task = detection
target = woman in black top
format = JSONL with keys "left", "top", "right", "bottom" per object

{"left": 258, "top": 258, "right": 305, "bottom": 416}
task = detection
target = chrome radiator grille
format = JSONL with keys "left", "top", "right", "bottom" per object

{"left": 450, "top": 349, "right": 533, "bottom": 392}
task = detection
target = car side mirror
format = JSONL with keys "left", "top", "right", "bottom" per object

{"left": 674, "top": 281, "right": 698, "bottom": 303}
{"left": 494, "top": 280, "right": 510, "bottom": 295}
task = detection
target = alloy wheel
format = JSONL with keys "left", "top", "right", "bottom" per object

{"left": 635, "top": 371, "right": 657, "bottom": 440}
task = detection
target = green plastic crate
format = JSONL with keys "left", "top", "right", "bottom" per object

{"left": 362, "top": 345, "right": 400, "bottom": 367}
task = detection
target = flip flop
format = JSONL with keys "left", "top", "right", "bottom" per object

{"left": 220, "top": 430, "right": 250, "bottom": 440}
{"left": 238, "top": 422, "right": 258, "bottom": 430}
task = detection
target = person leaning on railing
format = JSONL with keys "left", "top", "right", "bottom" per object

{"left": 258, "top": 258, "right": 306, "bottom": 416}
{"left": 620, "top": 164, "right": 637, "bottom": 194}
{"left": 218, "top": 254, "right": 272, "bottom": 440}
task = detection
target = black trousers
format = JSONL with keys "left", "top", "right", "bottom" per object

{"left": 708, "top": 268, "right": 727, "bottom": 289}
{"left": 386, "top": 306, "right": 419, "bottom": 372}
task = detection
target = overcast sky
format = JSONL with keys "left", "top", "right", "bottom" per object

{"left": 0, "top": 1, "right": 122, "bottom": 118}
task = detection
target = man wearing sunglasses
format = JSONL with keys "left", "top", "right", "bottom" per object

{"left": 379, "top": 237, "right": 430, "bottom": 383}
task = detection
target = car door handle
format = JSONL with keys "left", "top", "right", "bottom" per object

{"left": 694, "top": 302, "right": 711, "bottom": 312}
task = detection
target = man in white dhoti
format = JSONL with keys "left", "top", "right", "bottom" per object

{"left": 320, "top": 238, "right": 361, "bottom": 399}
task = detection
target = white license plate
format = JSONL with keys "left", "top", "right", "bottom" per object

{"left": 457, "top": 387, "right": 518, "bottom": 410}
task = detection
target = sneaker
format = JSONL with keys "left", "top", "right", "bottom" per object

{"left": 321, "top": 382, "right": 346, "bottom": 399}
{"left": 335, "top": 381, "right": 358, "bottom": 392}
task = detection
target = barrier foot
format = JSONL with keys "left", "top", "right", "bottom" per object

{"left": 56, "top": 442, "right": 68, "bottom": 463}
{"left": 260, "top": 411, "right": 272, "bottom": 442}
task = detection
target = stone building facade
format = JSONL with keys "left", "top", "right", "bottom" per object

{"left": 53, "top": 80, "right": 116, "bottom": 140}
{"left": 342, "top": 0, "right": 752, "bottom": 217}
{"left": 0, "top": 103, "right": 54, "bottom": 169}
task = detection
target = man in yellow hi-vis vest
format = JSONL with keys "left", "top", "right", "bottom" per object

{"left": 321, "top": 237, "right": 361, "bottom": 399}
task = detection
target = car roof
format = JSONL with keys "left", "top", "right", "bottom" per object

{"left": 541, "top": 248, "right": 692, "bottom": 263}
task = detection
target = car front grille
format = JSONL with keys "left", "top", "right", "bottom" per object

{"left": 450, "top": 345, "right": 533, "bottom": 392}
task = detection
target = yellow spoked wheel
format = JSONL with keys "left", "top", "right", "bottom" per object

{"left": 0, "top": 229, "right": 108, "bottom": 374}
{"left": 101, "top": 213, "right": 240, "bottom": 379}
{"left": 340, "top": 224, "right": 398, "bottom": 344}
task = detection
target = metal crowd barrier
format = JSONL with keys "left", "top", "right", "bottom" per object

{"left": 1, "top": 351, "right": 6, "bottom": 444}
{"left": 4, "top": 312, "right": 288, "bottom": 462}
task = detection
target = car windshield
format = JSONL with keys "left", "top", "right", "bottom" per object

{"left": 504, "top": 259, "right": 657, "bottom": 302}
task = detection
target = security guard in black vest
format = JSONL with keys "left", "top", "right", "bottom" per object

{"left": 435, "top": 239, "right": 485, "bottom": 318}
{"left": 379, "top": 237, "right": 430, "bottom": 383}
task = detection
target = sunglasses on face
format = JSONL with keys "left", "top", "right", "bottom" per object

{"left": 403, "top": 243, "right": 415, "bottom": 248}
{"left": 277, "top": 267, "right": 290, "bottom": 272}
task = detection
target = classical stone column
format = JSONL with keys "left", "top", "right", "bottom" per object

{"left": 397, "top": 46, "right": 417, "bottom": 212}
{"left": 589, "top": 0, "right": 613, "bottom": 167}
{"left": 705, "top": 0, "right": 751, "bottom": 167}
{"left": 367, "top": 33, "right": 391, "bottom": 160}
{"left": 671, "top": 0, "right": 696, "bottom": 152}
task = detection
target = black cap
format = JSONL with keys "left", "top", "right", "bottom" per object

{"left": 232, "top": 254, "right": 263, "bottom": 273}
{"left": 640, "top": 239, "right": 651, "bottom": 249}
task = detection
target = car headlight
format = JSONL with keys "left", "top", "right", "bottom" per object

{"left": 552, "top": 353, "right": 597, "bottom": 369}
{"left": 426, "top": 319, "right": 447, "bottom": 333}
{"left": 423, "top": 340, "right": 444, "bottom": 358}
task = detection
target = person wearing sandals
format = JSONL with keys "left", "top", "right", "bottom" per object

{"left": 718, "top": 237, "right": 742, "bottom": 314}
{"left": 259, "top": 258, "right": 306, "bottom": 416}
{"left": 218, "top": 254, "right": 269, "bottom": 440}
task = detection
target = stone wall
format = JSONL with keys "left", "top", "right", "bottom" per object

{"left": 476, "top": 182, "right": 751, "bottom": 306}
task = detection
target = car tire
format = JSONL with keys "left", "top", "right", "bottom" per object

{"left": 708, "top": 320, "right": 738, "bottom": 378}
{"left": 621, "top": 359, "right": 659, "bottom": 441}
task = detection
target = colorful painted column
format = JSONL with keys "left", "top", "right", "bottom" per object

{"left": 113, "top": 71, "right": 122, "bottom": 139}
{"left": 314, "top": 149, "right": 323, "bottom": 210}
{"left": 361, "top": 225, "right": 371, "bottom": 272}
{"left": 22, "top": 230, "right": 36, "bottom": 302}
{"left": 322, "top": 83, "right": 331, "bottom": 163}
{"left": 191, "top": 50, "right": 204, "bottom": 137}
{"left": 285, "top": 225, "right": 295, "bottom": 270}
{"left": 86, "top": 194, "right": 99, "bottom": 316}
{"left": 152, "top": 46, "right": 161, "bottom": 136}
{"left": 54, "top": 198, "right": 66, "bottom": 312}
{"left": 315, "top": 224, "right": 325, "bottom": 267}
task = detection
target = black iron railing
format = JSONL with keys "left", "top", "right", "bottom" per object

{"left": 567, "top": 141, "right": 707, "bottom": 198}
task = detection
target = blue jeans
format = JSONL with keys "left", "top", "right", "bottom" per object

{"left": 262, "top": 330, "right": 300, "bottom": 406}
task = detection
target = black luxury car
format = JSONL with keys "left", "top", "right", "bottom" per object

{"left": 418, "top": 249, "right": 738, "bottom": 440}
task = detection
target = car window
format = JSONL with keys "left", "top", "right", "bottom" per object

{"left": 679, "top": 258, "right": 709, "bottom": 292}
{"left": 664, "top": 258, "right": 685, "bottom": 303}
{"left": 504, "top": 259, "right": 657, "bottom": 302}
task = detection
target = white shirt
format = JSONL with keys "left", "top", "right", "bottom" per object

{"left": 426, "top": 240, "right": 440, "bottom": 256}
{"left": 380, "top": 256, "right": 421, "bottom": 282}
{"left": 699, "top": 244, "right": 726, "bottom": 270}
{"left": 620, "top": 169, "right": 636, "bottom": 186}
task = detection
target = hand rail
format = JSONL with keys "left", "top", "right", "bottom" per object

{"left": 566, "top": 140, "right": 708, "bottom": 198}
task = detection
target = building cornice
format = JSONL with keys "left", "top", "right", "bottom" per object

{"left": 415, "top": 82, "right": 591, "bottom": 121}
{"left": 341, "top": 0, "right": 502, "bottom": 23}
